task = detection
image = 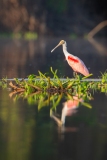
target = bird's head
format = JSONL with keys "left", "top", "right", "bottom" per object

{"left": 59, "top": 40, "right": 65, "bottom": 45}
{"left": 51, "top": 40, "right": 66, "bottom": 52}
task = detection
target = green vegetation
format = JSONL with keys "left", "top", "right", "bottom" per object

{"left": 0, "top": 32, "right": 38, "bottom": 40}
{"left": 1, "top": 67, "right": 107, "bottom": 113}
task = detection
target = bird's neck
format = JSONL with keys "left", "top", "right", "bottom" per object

{"left": 62, "top": 43, "right": 74, "bottom": 58}
{"left": 62, "top": 43, "right": 70, "bottom": 57}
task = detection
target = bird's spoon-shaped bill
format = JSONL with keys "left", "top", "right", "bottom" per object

{"left": 51, "top": 43, "right": 61, "bottom": 52}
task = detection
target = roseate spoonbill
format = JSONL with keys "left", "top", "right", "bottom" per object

{"left": 51, "top": 40, "right": 89, "bottom": 76}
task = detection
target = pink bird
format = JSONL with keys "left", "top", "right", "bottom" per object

{"left": 51, "top": 40, "right": 89, "bottom": 76}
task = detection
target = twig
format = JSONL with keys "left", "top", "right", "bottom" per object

{"left": 88, "top": 20, "right": 107, "bottom": 38}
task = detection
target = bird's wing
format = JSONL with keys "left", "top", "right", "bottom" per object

{"left": 68, "top": 55, "right": 79, "bottom": 63}
{"left": 67, "top": 55, "right": 89, "bottom": 75}
{"left": 74, "top": 57, "right": 89, "bottom": 75}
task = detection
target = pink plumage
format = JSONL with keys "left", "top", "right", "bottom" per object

{"left": 51, "top": 40, "right": 89, "bottom": 76}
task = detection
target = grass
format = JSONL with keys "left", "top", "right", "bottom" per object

{"left": 1, "top": 67, "right": 107, "bottom": 95}
{"left": 1, "top": 68, "right": 107, "bottom": 127}
{"left": 0, "top": 67, "right": 107, "bottom": 110}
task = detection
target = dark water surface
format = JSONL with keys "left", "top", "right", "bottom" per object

{"left": 0, "top": 38, "right": 107, "bottom": 78}
{"left": 0, "top": 88, "right": 107, "bottom": 160}
{"left": 0, "top": 38, "right": 107, "bottom": 160}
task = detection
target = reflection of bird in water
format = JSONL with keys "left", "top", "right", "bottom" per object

{"left": 51, "top": 40, "right": 89, "bottom": 76}
{"left": 50, "top": 96, "right": 82, "bottom": 126}
{"left": 61, "top": 96, "right": 83, "bottom": 125}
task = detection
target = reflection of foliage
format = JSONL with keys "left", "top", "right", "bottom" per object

{"left": 0, "top": 78, "right": 7, "bottom": 89}
{"left": 9, "top": 90, "right": 92, "bottom": 112}
{"left": 0, "top": 89, "right": 36, "bottom": 160}
{"left": 1, "top": 68, "right": 107, "bottom": 111}
{"left": 1, "top": 70, "right": 107, "bottom": 160}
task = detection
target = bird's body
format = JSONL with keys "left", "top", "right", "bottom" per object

{"left": 51, "top": 40, "right": 89, "bottom": 76}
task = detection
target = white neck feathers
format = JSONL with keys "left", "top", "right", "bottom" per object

{"left": 62, "top": 42, "right": 69, "bottom": 57}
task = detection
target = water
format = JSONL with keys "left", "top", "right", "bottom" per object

{"left": 0, "top": 88, "right": 107, "bottom": 160}
{"left": 0, "top": 38, "right": 107, "bottom": 160}
{"left": 0, "top": 38, "right": 107, "bottom": 78}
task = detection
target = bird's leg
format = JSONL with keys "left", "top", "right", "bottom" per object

{"left": 73, "top": 72, "right": 78, "bottom": 78}
{"left": 73, "top": 72, "right": 82, "bottom": 80}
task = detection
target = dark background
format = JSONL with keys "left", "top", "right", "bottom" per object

{"left": 0, "top": 0, "right": 107, "bottom": 36}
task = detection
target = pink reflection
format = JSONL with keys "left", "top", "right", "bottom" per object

{"left": 61, "top": 96, "right": 83, "bottom": 125}
{"left": 50, "top": 96, "right": 83, "bottom": 128}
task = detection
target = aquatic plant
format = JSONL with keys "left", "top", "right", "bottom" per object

{"left": 0, "top": 67, "right": 107, "bottom": 113}
{"left": 0, "top": 67, "right": 107, "bottom": 95}
{"left": 1, "top": 68, "right": 107, "bottom": 128}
